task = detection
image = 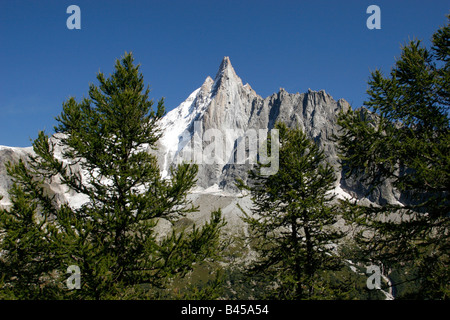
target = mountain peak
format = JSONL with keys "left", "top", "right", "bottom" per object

{"left": 200, "top": 76, "right": 214, "bottom": 92}
{"left": 218, "top": 56, "right": 231, "bottom": 70}
{"left": 212, "top": 56, "right": 243, "bottom": 95}
{"left": 214, "top": 56, "right": 239, "bottom": 81}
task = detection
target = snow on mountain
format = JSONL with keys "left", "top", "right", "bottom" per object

{"left": 158, "top": 75, "right": 214, "bottom": 178}
{"left": 159, "top": 88, "right": 201, "bottom": 178}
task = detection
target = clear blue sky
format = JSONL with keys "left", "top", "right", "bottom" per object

{"left": 1, "top": 0, "right": 448, "bottom": 147}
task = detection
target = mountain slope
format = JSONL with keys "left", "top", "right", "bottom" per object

{"left": 158, "top": 56, "right": 352, "bottom": 195}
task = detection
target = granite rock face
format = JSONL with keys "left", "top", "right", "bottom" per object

{"left": 159, "top": 57, "right": 351, "bottom": 193}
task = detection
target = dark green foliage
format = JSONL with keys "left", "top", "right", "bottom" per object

{"left": 337, "top": 17, "right": 449, "bottom": 299}
{"left": 0, "top": 164, "right": 61, "bottom": 299}
{"left": 237, "top": 122, "right": 348, "bottom": 300}
{"left": 0, "top": 53, "right": 225, "bottom": 299}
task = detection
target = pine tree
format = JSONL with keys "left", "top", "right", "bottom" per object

{"left": 337, "top": 16, "right": 449, "bottom": 299}
{"left": 0, "top": 173, "right": 61, "bottom": 299}
{"left": 237, "top": 122, "right": 347, "bottom": 299}
{"left": 0, "top": 52, "right": 225, "bottom": 299}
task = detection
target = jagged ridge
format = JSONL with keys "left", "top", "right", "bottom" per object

{"left": 158, "top": 56, "right": 352, "bottom": 195}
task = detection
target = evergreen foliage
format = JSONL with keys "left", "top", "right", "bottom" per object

{"left": 337, "top": 17, "right": 449, "bottom": 299}
{"left": 237, "top": 122, "right": 349, "bottom": 299}
{"left": 0, "top": 53, "right": 226, "bottom": 299}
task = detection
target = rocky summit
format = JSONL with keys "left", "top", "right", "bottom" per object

{"left": 158, "top": 57, "right": 351, "bottom": 193}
